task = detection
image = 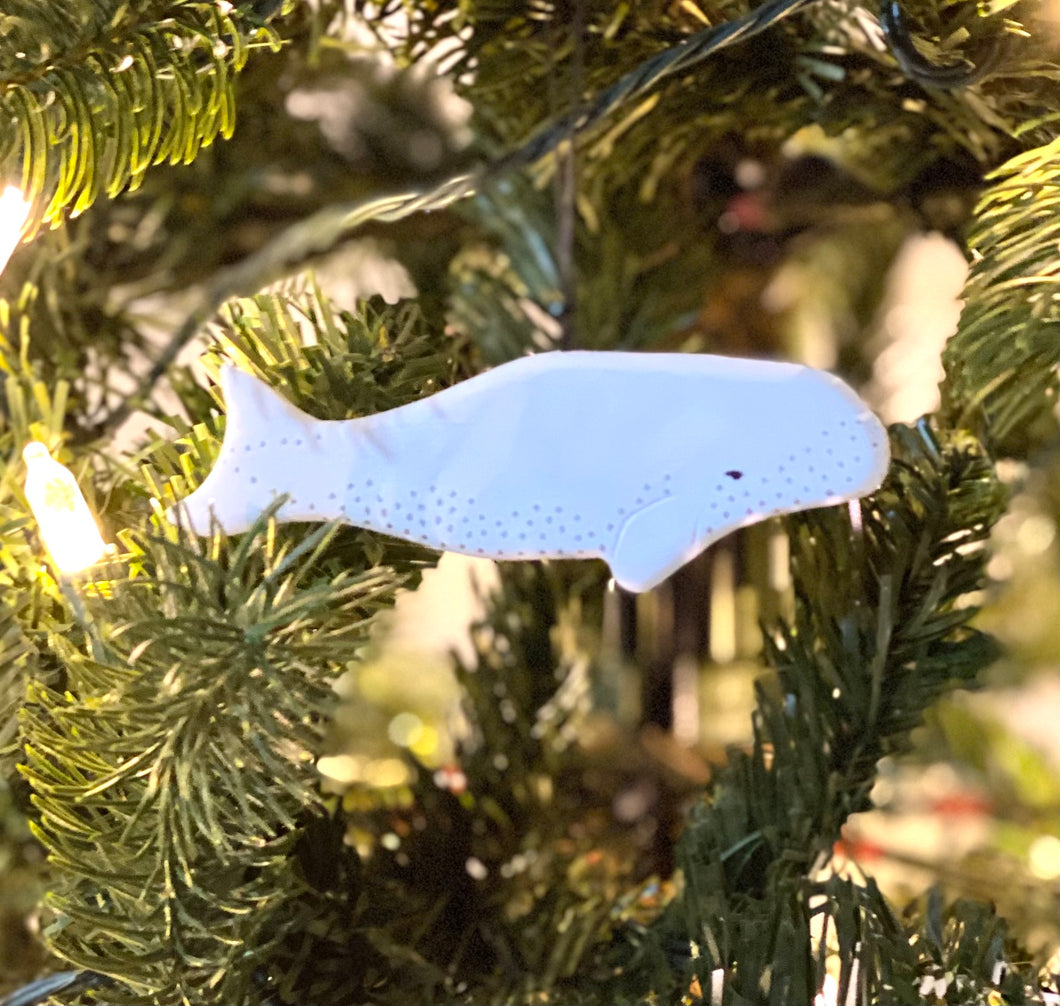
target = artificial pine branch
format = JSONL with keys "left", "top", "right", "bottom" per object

{"left": 0, "top": 1, "right": 281, "bottom": 233}
{"left": 20, "top": 512, "right": 401, "bottom": 1002}
{"left": 940, "top": 139, "right": 1060, "bottom": 455}
{"left": 611, "top": 421, "right": 1010, "bottom": 1004}
{"left": 607, "top": 94, "right": 1057, "bottom": 1003}
{"left": 4, "top": 290, "right": 459, "bottom": 1002}
{"left": 383, "top": 0, "right": 1054, "bottom": 189}
{"left": 71, "top": 0, "right": 828, "bottom": 443}
{"left": 337, "top": 561, "right": 630, "bottom": 1004}
{"left": 0, "top": 597, "right": 29, "bottom": 766}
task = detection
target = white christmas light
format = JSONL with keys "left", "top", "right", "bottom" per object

{"left": 814, "top": 973, "right": 839, "bottom": 1006}
{"left": 22, "top": 442, "right": 107, "bottom": 574}
{"left": 172, "top": 353, "right": 889, "bottom": 592}
{"left": 0, "top": 186, "right": 32, "bottom": 277}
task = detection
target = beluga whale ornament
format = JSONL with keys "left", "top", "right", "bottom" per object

{"left": 171, "top": 352, "right": 889, "bottom": 592}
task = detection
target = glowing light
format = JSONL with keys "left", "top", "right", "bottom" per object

{"left": 1029, "top": 835, "right": 1060, "bottom": 880}
{"left": 0, "top": 186, "right": 32, "bottom": 276}
{"left": 363, "top": 757, "right": 411, "bottom": 788}
{"left": 814, "top": 973, "right": 838, "bottom": 1006}
{"left": 317, "top": 754, "right": 364, "bottom": 785}
{"left": 387, "top": 711, "right": 424, "bottom": 748}
{"left": 1017, "top": 514, "right": 1056, "bottom": 556}
{"left": 22, "top": 442, "right": 106, "bottom": 574}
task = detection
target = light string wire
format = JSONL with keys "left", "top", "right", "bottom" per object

{"left": 72, "top": 0, "right": 820, "bottom": 443}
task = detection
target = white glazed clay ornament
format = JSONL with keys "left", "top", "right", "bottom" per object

{"left": 172, "top": 352, "right": 889, "bottom": 592}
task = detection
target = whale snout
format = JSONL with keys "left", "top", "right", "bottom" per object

{"left": 854, "top": 409, "right": 891, "bottom": 491}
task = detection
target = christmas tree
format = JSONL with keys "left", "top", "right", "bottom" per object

{"left": 0, "top": 1, "right": 1057, "bottom": 1004}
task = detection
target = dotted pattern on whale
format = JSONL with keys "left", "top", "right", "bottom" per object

{"left": 172, "top": 351, "right": 889, "bottom": 592}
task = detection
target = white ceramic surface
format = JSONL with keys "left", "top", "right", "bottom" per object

{"left": 172, "top": 352, "right": 889, "bottom": 591}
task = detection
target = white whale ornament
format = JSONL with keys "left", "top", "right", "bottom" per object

{"left": 171, "top": 352, "right": 889, "bottom": 592}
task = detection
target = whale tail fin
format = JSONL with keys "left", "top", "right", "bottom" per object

{"left": 169, "top": 366, "right": 323, "bottom": 535}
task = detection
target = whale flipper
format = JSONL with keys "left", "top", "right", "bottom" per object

{"left": 609, "top": 496, "right": 704, "bottom": 592}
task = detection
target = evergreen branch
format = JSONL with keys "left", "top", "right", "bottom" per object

{"left": 879, "top": 0, "right": 1001, "bottom": 90}
{"left": 72, "top": 174, "right": 476, "bottom": 443}
{"left": 618, "top": 422, "right": 1009, "bottom": 1003}
{"left": 0, "top": 587, "right": 30, "bottom": 766}
{"left": 19, "top": 511, "right": 405, "bottom": 1003}
{"left": 389, "top": 0, "right": 1054, "bottom": 182}
{"left": 0, "top": 969, "right": 110, "bottom": 1006}
{"left": 940, "top": 138, "right": 1060, "bottom": 453}
{"left": 0, "top": 2, "right": 280, "bottom": 237}
{"left": 9, "top": 290, "right": 458, "bottom": 1002}
{"left": 334, "top": 561, "right": 617, "bottom": 1003}
{"left": 73, "top": 0, "right": 817, "bottom": 443}
{"left": 612, "top": 117, "right": 1057, "bottom": 992}
{"left": 453, "top": 562, "right": 601, "bottom": 806}
{"left": 601, "top": 112, "right": 1055, "bottom": 1003}
{"left": 485, "top": 0, "right": 819, "bottom": 173}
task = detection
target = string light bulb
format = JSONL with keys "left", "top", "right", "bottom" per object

{"left": 0, "top": 186, "right": 32, "bottom": 277}
{"left": 22, "top": 442, "right": 107, "bottom": 574}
